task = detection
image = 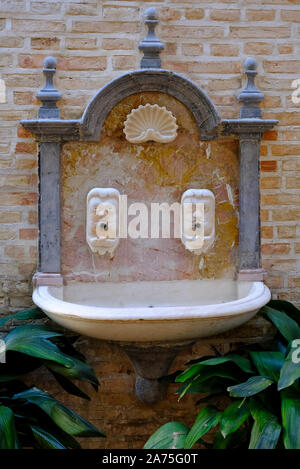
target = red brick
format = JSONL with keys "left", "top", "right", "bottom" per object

{"left": 210, "top": 10, "right": 240, "bottom": 21}
{"left": 210, "top": 44, "right": 239, "bottom": 57}
{"left": 262, "top": 130, "right": 278, "bottom": 141}
{"left": 0, "top": 192, "right": 38, "bottom": 206}
{"left": 182, "top": 44, "right": 203, "bottom": 56}
{"left": 15, "top": 142, "right": 37, "bottom": 154}
{"left": 271, "top": 144, "right": 300, "bottom": 156}
{"left": 262, "top": 243, "right": 290, "bottom": 255}
{"left": 59, "top": 56, "right": 107, "bottom": 71}
{"left": 246, "top": 10, "right": 275, "bottom": 21}
{"left": 278, "top": 44, "right": 293, "bottom": 54}
{"left": 0, "top": 211, "right": 21, "bottom": 223}
{"left": 278, "top": 225, "right": 296, "bottom": 238}
{"left": 286, "top": 177, "right": 300, "bottom": 188}
{"left": 28, "top": 210, "right": 38, "bottom": 225}
{"left": 261, "top": 226, "right": 273, "bottom": 239}
{"left": 71, "top": 21, "right": 139, "bottom": 34}
{"left": 261, "top": 161, "right": 277, "bottom": 172}
{"left": 264, "top": 60, "right": 300, "bottom": 73}
{"left": 5, "top": 245, "right": 25, "bottom": 258}
{"left": 244, "top": 42, "right": 274, "bottom": 55}
{"left": 281, "top": 10, "right": 300, "bottom": 22}
{"left": 231, "top": 26, "right": 290, "bottom": 38}
{"left": 13, "top": 19, "right": 66, "bottom": 33}
{"left": 19, "top": 228, "right": 38, "bottom": 240}
{"left": 17, "top": 126, "right": 33, "bottom": 139}
{"left": 185, "top": 9, "right": 204, "bottom": 20}
{"left": 262, "top": 193, "right": 300, "bottom": 205}
{"left": 112, "top": 56, "right": 138, "bottom": 71}
{"left": 31, "top": 37, "right": 60, "bottom": 50}
{"left": 260, "top": 209, "right": 269, "bottom": 222}
{"left": 14, "top": 91, "right": 35, "bottom": 105}
{"left": 102, "top": 38, "right": 134, "bottom": 51}
{"left": 163, "top": 25, "right": 224, "bottom": 39}
{"left": 272, "top": 209, "right": 300, "bottom": 221}
{"left": 261, "top": 176, "right": 281, "bottom": 189}
{"left": 18, "top": 263, "right": 37, "bottom": 275}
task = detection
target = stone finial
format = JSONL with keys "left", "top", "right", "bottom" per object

{"left": 139, "top": 8, "right": 164, "bottom": 69}
{"left": 36, "top": 56, "right": 62, "bottom": 119}
{"left": 238, "top": 58, "right": 264, "bottom": 118}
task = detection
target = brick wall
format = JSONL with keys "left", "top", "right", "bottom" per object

{"left": 0, "top": 0, "right": 299, "bottom": 310}
{"left": 0, "top": 0, "right": 299, "bottom": 448}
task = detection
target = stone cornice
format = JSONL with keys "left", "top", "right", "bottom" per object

{"left": 221, "top": 118, "right": 278, "bottom": 138}
{"left": 20, "top": 119, "right": 80, "bottom": 141}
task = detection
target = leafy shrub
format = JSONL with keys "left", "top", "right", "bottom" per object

{"left": 144, "top": 300, "right": 300, "bottom": 449}
{"left": 0, "top": 307, "right": 105, "bottom": 449}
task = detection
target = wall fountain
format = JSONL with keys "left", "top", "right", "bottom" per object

{"left": 22, "top": 9, "right": 277, "bottom": 404}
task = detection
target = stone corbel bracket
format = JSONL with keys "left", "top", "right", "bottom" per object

{"left": 120, "top": 341, "right": 194, "bottom": 404}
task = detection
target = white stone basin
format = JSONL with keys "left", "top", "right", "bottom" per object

{"left": 33, "top": 280, "right": 270, "bottom": 343}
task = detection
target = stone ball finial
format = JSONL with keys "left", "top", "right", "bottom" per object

{"left": 145, "top": 7, "right": 158, "bottom": 20}
{"left": 37, "top": 56, "right": 61, "bottom": 118}
{"left": 139, "top": 7, "right": 163, "bottom": 69}
{"left": 244, "top": 57, "right": 257, "bottom": 72}
{"left": 238, "top": 57, "right": 264, "bottom": 118}
{"left": 44, "top": 56, "right": 57, "bottom": 70}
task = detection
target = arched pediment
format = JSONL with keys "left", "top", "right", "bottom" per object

{"left": 80, "top": 69, "right": 220, "bottom": 141}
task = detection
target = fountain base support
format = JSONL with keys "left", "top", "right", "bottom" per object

{"left": 120, "top": 341, "right": 194, "bottom": 404}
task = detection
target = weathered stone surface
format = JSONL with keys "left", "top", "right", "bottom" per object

{"left": 39, "top": 142, "right": 61, "bottom": 272}
{"left": 61, "top": 92, "right": 239, "bottom": 283}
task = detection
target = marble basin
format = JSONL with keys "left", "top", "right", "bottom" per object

{"left": 33, "top": 279, "right": 270, "bottom": 342}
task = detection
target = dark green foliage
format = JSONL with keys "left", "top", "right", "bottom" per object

{"left": 144, "top": 300, "right": 300, "bottom": 449}
{"left": 0, "top": 307, "right": 105, "bottom": 449}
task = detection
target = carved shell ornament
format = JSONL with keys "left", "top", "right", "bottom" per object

{"left": 123, "top": 104, "right": 178, "bottom": 143}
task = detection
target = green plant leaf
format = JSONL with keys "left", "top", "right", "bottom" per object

{"left": 261, "top": 306, "right": 300, "bottom": 342}
{"left": 220, "top": 399, "right": 250, "bottom": 438}
{"left": 14, "top": 406, "right": 81, "bottom": 449}
{"left": 268, "top": 300, "right": 300, "bottom": 325}
{"left": 176, "top": 377, "right": 228, "bottom": 399}
{"left": 44, "top": 356, "right": 99, "bottom": 388}
{"left": 143, "top": 422, "right": 189, "bottom": 449}
{"left": 249, "top": 399, "right": 281, "bottom": 449}
{"left": 228, "top": 376, "right": 273, "bottom": 397}
{"left": 46, "top": 369, "right": 91, "bottom": 401}
{"left": 281, "top": 389, "right": 300, "bottom": 449}
{"left": 0, "top": 352, "right": 41, "bottom": 383}
{"left": 175, "top": 363, "right": 203, "bottom": 383}
{"left": 4, "top": 325, "right": 78, "bottom": 366}
{"left": 213, "top": 430, "right": 233, "bottom": 449}
{"left": 0, "top": 307, "right": 45, "bottom": 327}
{"left": 213, "top": 428, "right": 247, "bottom": 449}
{"left": 176, "top": 353, "right": 253, "bottom": 383}
{"left": 30, "top": 425, "right": 67, "bottom": 449}
{"left": 12, "top": 387, "right": 105, "bottom": 438}
{"left": 278, "top": 346, "right": 300, "bottom": 390}
{"left": 0, "top": 405, "right": 19, "bottom": 449}
{"left": 250, "top": 351, "right": 284, "bottom": 382}
{"left": 199, "top": 354, "right": 254, "bottom": 374}
{"left": 184, "top": 406, "right": 222, "bottom": 449}
{"left": 177, "top": 365, "right": 240, "bottom": 400}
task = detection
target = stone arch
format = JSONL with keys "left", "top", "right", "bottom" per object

{"left": 80, "top": 69, "right": 220, "bottom": 141}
